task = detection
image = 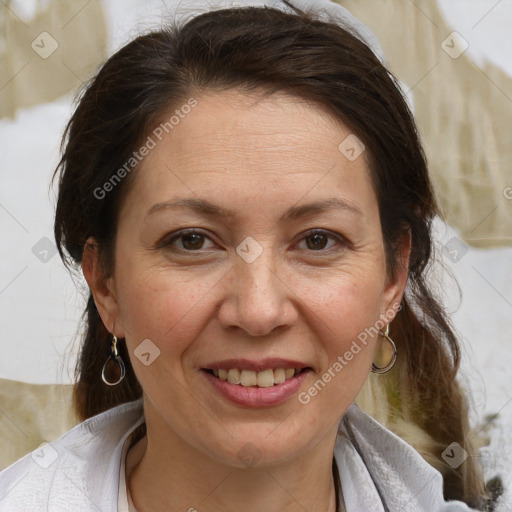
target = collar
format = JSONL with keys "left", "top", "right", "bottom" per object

{"left": 0, "top": 399, "right": 475, "bottom": 512}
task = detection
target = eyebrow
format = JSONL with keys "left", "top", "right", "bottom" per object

{"left": 145, "top": 197, "right": 363, "bottom": 222}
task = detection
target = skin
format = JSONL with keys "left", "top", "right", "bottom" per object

{"left": 83, "top": 89, "right": 410, "bottom": 512}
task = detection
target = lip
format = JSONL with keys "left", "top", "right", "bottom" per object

{"left": 203, "top": 358, "right": 310, "bottom": 372}
{"left": 202, "top": 367, "right": 311, "bottom": 407}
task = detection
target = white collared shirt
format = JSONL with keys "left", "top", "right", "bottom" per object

{"left": 0, "top": 398, "right": 479, "bottom": 511}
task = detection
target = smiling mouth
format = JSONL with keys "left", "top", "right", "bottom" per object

{"left": 203, "top": 367, "right": 310, "bottom": 387}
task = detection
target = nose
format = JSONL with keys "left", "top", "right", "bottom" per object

{"left": 218, "top": 246, "right": 298, "bottom": 337}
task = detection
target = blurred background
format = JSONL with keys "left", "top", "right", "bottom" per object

{"left": 0, "top": 0, "right": 511, "bottom": 507}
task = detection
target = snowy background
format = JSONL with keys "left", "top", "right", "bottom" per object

{"left": 0, "top": 0, "right": 510, "bottom": 508}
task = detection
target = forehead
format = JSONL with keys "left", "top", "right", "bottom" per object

{"left": 122, "top": 89, "right": 375, "bottom": 218}
{"left": 149, "top": 90, "right": 353, "bottom": 167}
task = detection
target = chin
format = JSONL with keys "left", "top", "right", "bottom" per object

{"left": 202, "top": 421, "right": 322, "bottom": 470}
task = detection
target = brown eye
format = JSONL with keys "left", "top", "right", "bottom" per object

{"left": 305, "top": 233, "right": 329, "bottom": 250}
{"left": 181, "top": 232, "right": 205, "bottom": 250}
{"left": 298, "top": 230, "right": 341, "bottom": 252}
{"left": 162, "top": 229, "right": 216, "bottom": 252}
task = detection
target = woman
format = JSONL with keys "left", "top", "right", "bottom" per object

{"left": 0, "top": 1, "right": 490, "bottom": 510}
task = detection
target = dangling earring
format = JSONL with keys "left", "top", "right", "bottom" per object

{"left": 101, "top": 335, "right": 126, "bottom": 386}
{"left": 371, "top": 324, "right": 397, "bottom": 374}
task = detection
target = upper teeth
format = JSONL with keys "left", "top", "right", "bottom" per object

{"left": 213, "top": 368, "right": 299, "bottom": 387}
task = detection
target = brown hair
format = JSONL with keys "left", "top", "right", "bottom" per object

{"left": 53, "top": 4, "right": 487, "bottom": 508}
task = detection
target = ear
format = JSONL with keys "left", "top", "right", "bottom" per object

{"left": 380, "top": 229, "right": 411, "bottom": 321}
{"left": 81, "top": 237, "right": 125, "bottom": 339}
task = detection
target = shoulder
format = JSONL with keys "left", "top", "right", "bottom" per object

{"left": 0, "top": 399, "right": 144, "bottom": 512}
{"left": 334, "top": 404, "right": 481, "bottom": 512}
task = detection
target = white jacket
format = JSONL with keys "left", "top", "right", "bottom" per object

{"left": 0, "top": 398, "right": 480, "bottom": 511}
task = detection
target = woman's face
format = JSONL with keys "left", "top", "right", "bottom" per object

{"left": 88, "top": 89, "right": 407, "bottom": 468}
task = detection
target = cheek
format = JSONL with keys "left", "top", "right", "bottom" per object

{"left": 298, "top": 300, "right": 379, "bottom": 413}
{"left": 293, "top": 266, "right": 384, "bottom": 385}
{"left": 291, "top": 259, "right": 386, "bottom": 334}
{"left": 115, "top": 262, "right": 221, "bottom": 354}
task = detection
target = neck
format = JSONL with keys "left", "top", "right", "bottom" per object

{"left": 126, "top": 418, "right": 341, "bottom": 512}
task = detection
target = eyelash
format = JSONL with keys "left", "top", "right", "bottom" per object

{"left": 161, "top": 228, "right": 347, "bottom": 254}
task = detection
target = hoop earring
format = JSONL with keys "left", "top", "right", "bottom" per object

{"left": 101, "top": 335, "right": 126, "bottom": 386}
{"left": 371, "top": 324, "right": 397, "bottom": 374}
